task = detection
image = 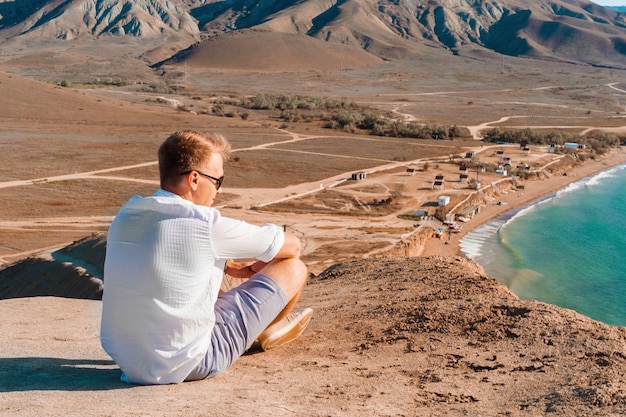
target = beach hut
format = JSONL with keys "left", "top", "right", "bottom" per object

{"left": 433, "top": 180, "right": 444, "bottom": 190}
{"left": 562, "top": 142, "right": 586, "bottom": 150}
{"left": 351, "top": 172, "right": 367, "bottom": 180}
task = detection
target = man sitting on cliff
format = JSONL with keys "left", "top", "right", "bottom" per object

{"left": 100, "top": 130, "right": 313, "bottom": 384}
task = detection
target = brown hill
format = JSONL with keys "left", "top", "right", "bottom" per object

{"left": 156, "top": 29, "right": 383, "bottom": 71}
{"left": 0, "top": 0, "right": 198, "bottom": 39}
{"left": 4, "top": 0, "right": 626, "bottom": 70}
{"left": 0, "top": 70, "right": 223, "bottom": 130}
{"left": 1, "top": 241, "right": 624, "bottom": 415}
{"left": 187, "top": 0, "right": 626, "bottom": 66}
{"left": 0, "top": 71, "right": 142, "bottom": 123}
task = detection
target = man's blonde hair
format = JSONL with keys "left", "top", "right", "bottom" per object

{"left": 158, "top": 130, "right": 231, "bottom": 188}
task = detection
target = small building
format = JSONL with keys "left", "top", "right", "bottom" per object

{"left": 438, "top": 195, "right": 451, "bottom": 206}
{"left": 433, "top": 174, "right": 445, "bottom": 189}
{"left": 457, "top": 205, "right": 481, "bottom": 221}
{"left": 565, "top": 142, "right": 586, "bottom": 150}
{"left": 350, "top": 172, "right": 367, "bottom": 180}
{"left": 495, "top": 169, "right": 507, "bottom": 175}
{"left": 459, "top": 173, "right": 469, "bottom": 182}
{"left": 413, "top": 209, "right": 428, "bottom": 218}
{"left": 465, "top": 151, "right": 475, "bottom": 158}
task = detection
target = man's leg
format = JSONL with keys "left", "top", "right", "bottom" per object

{"left": 255, "top": 258, "right": 313, "bottom": 350}
{"left": 258, "top": 258, "right": 308, "bottom": 319}
{"left": 185, "top": 272, "right": 289, "bottom": 381}
{"left": 185, "top": 257, "right": 311, "bottom": 381}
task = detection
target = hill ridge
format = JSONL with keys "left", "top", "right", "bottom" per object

{"left": 2, "top": 0, "right": 626, "bottom": 68}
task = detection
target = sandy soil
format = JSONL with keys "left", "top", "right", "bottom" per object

{"left": 1, "top": 45, "right": 626, "bottom": 415}
{"left": 2, "top": 256, "right": 625, "bottom": 417}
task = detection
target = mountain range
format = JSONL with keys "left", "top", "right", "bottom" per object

{"left": 1, "top": 0, "right": 626, "bottom": 69}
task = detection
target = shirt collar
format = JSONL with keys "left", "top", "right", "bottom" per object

{"left": 154, "top": 189, "right": 180, "bottom": 198}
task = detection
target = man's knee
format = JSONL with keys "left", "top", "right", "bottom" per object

{"left": 261, "top": 258, "right": 308, "bottom": 299}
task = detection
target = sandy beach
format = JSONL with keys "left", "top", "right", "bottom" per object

{"left": 419, "top": 146, "right": 626, "bottom": 258}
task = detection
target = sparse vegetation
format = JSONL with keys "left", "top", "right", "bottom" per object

{"left": 203, "top": 93, "right": 468, "bottom": 139}
{"left": 240, "top": 94, "right": 357, "bottom": 112}
{"left": 483, "top": 128, "right": 623, "bottom": 154}
{"left": 370, "top": 121, "right": 464, "bottom": 140}
{"left": 58, "top": 78, "right": 130, "bottom": 88}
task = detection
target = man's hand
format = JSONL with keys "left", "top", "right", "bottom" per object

{"left": 224, "top": 259, "right": 268, "bottom": 278}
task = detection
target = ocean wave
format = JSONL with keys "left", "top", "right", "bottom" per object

{"left": 459, "top": 220, "right": 505, "bottom": 259}
{"left": 584, "top": 162, "right": 626, "bottom": 187}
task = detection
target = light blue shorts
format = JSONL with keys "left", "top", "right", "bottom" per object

{"left": 185, "top": 273, "right": 287, "bottom": 381}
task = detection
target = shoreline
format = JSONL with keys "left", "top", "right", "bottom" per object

{"left": 420, "top": 146, "right": 626, "bottom": 258}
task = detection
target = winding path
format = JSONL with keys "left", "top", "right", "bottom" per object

{"left": 4, "top": 81, "right": 626, "bottom": 263}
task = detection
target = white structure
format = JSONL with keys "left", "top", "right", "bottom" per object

{"left": 413, "top": 209, "right": 427, "bottom": 218}
{"left": 565, "top": 142, "right": 586, "bottom": 150}
{"left": 438, "top": 195, "right": 451, "bottom": 206}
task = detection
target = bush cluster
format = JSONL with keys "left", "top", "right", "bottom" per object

{"left": 240, "top": 94, "right": 357, "bottom": 111}
{"left": 483, "top": 128, "right": 623, "bottom": 154}
{"left": 58, "top": 78, "right": 130, "bottom": 88}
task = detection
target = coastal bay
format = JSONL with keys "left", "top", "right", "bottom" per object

{"left": 426, "top": 148, "right": 626, "bottom": 326}
{"left": 421, "top": 147, "right": 626, "bottom": 259}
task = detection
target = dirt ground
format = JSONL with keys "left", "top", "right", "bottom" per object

{"left": 1, "top": 41, "right": 626, "bottom": 416}
{"left": 2, "top": 256, "right": 625, "bottom": 416}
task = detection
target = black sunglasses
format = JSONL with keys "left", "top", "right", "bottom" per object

{"left": 181, "top": 170, "right": 224, "bottom": 190}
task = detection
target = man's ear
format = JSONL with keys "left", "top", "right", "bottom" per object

{"left": 190, "top": 171, "right": 204, "bottom": 191}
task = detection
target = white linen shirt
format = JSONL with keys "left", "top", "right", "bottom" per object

{"left": 100, "top": 189, "right": 284, "bottom": 384}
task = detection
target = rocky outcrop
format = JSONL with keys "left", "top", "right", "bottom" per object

{"left": 195, "top": 0, "right": 626, "bottom": 66}
{"left": 0, "top": 234, "right": 105, "bottom": 300}
{"left": 0, "top": 0, "right": 199, "bottom": 39}
{"left": 3, "top": 0, "right": 626, "bottom": 68}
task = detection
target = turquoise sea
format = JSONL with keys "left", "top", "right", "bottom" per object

{"left": 460, "top": 162, "right": 626, "bottom": 327}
